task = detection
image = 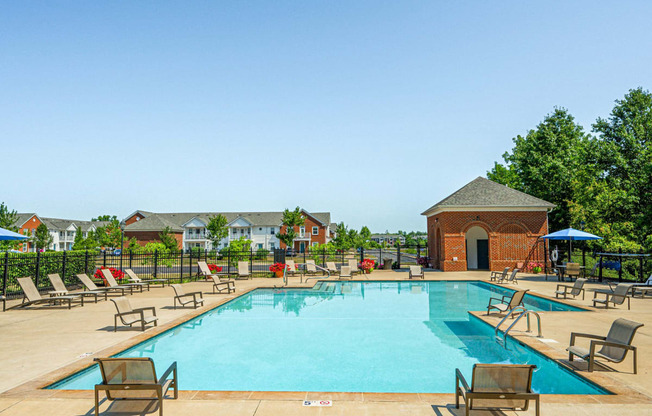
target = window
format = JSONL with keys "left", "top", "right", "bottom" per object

{"left": 312, "top": 226, "right": 319, "bottom": 235}
{"left": 240, "top": 229, "right": 244, "bottom": 234}
{"left": 257, "top": 244, "right": 263, "bottom": 249}
{"left": 270, "top": 243, "right": 275, "bottom": 249}
{"left": 259, "top": 228, "right": 262, "bottom": 231}
{"left": 300, "top": 226, "right": 305, "bottom": 237}
{"left": 270, "top": 228, "right": 275, "bottom": 235}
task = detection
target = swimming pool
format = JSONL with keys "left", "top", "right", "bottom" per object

{"left": 50, "top": 281, "right": 606, "bottom": 394}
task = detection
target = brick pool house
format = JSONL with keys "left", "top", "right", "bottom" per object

{"left": 421, "top": 177, "right": 555, "bottom": 271}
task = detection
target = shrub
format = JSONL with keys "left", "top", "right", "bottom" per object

{"left": 269, "top": 263, "right": 286, "bottom": 273}
{"left": 207, "top": 264, "right": 222, "bottom": 273}
{"left": 360, "top": 259, "right": 375, "bottom": 273}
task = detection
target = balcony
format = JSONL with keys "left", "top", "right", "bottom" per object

{"left": 186, "top": 233, "right": 206, "bottom": 240}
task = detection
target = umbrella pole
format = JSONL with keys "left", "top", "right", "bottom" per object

{"left": 569, "top": 240, "right": 572, "bottom": 262}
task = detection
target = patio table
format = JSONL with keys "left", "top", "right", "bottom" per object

{"left": 556, "top": 265, "right": 586, "bottom": 282}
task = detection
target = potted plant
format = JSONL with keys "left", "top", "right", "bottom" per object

{"left": 94, "top": 266, "right": 125, "bottom": 285}
{"left": 360, "top": 259, "right": 375, "bottom": 274}
{"left": 269, "top": 263, "right": 286, "bottom": 277}
{"left": 527, "top": 262, "right": 542, "bottom": 274}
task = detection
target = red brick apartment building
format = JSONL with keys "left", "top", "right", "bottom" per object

{"left": 422, "top": 177, "right": 554, "bottom": 271}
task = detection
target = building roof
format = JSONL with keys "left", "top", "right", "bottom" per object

{"left": 41, "top": 218, "right": 108, "bottom": 232}
{"left": 14, "top": 213, "right": 38, "bottom": 227}
{"left": 421, "top": 177, "right": 555, "bottom": 216}
{"left": 124, "top": 211, "right": 333, "bottom": 232}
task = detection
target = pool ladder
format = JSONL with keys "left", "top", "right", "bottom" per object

{"left": 494, "top": 306, "right": 543, "bottom": 348}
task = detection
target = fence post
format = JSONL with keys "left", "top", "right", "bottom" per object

{"left": 180, "top": 249, "right": 184, "bottom": 283}
{"left": 154, "top": 250, "right": 158, "bottom": 278}
{"left": 84, "top": 250, "right": 89, "bottom": 275}
{"left": 250, "top": 248, "right": 254, "bottom": 277}
{"left": 360, "top": 247, "right": 364, "bottom": 263}
{"left": 582, "top": 245, "right": 586, "bottom": 267}
{"left": 2, "top": 251, "right": 8, "bottom": 297}
{"left": 103, "top": 250, "right": 107, "bottom": 267}
{"left": 129, "top": 250, "right": 133, "bottom": 270}
{"left": 397, "top": 245, "right": 401, "bottom": 269}
{"left": 322, "top": 249, "right": 326, "bottom": 268}
{"left": 417, "top": 243, "right": 421, "bottom": 259}
{"left": 618, "top": 248, "right": 623, "bottom": 282}
{"left": 35, "top": 250, "right": 41, "bottom": 287}
{"left": 61, "top": 251, "right": 67, "bottom": 286}
{"left": 599, "top": 254, "right": 603, "bottom": 282}
{"left": 227, "top": 249, "right": 231, "bottom": 276}
{"left": 639, "top": 250, "right": 644, "bottom": 283}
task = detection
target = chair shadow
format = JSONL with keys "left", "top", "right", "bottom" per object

{"left": 80, "top": 398, "right": 161, "bottom": 416}
{"left": 95, "top": 326, "right": 150, "bottom": 333}
{"left": 431, "top": 404, "right": 511, "bottom": 415}
{"left": 559, "top": 358, "right": 617, "bottom": 373}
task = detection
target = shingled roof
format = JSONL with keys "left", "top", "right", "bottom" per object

{"left": 421, "top": 177, "right": 555, "bottom": 216}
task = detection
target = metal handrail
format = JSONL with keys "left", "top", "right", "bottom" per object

{"left": 494, "top": 306, "right": 543, "bottom": 346}
{"left": 305, "top": 265, "right": 331, "bottom": 283}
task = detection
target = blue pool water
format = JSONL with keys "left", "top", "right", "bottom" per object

{"left": 50, "top": 281, "right": 606, "bottom": 394}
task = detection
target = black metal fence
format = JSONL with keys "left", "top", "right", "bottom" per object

{"left": 1, "top": 245, "right": 430, "bottom": 300}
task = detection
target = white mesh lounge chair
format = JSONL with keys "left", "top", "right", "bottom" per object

{"left": 77, "top": 273, "right": 128, "bottom": 296}
{"left": 197, "top": 261, "right": 231, "bottom": 282}
{"left": 339, "top": 266, "right": 352, "bottom": 280}
{"left": 629, "top": 274, "right": 652, "bottom": 298}
{"left": 16, "top": 277, "right": 83, "bottom": 309}
{"left": 555, "top": 278, "right": 587, "bottom": 300}
{"left": 210, "top": 275, "right": 235, "bottom": 294}
{"left": 456, "top": 364, "right": 539, "bottom": 416}
{"left": 305, "top": 260, "right": 325, "bottom": 276}
{"left": 102, "top": 269, "right": 147, "bottom": 293}
{"left": 348, "top": 259, "right": 360, "bottom": 275}
{"left": 171, "top": 284, "right": 204, "bottom": 309}
{"left": 487, "top": 289, "right": 528, "bottom": 317}
{"left": 237, "top": 261, "right": 252, "bottom": 280}
{"left": 490, "top": 267, "right": 509, "bottom": 282}
{"left": 285, "top": 260, "right": 304, "bottom": 282}
{"left": 111, "top": 296, "right": 158, "bottom": 331}
{"left": 409, "top": 266, "right": 424, "bottom": 279}
{"left": 592, "top": 283, "right": 634, "bottom": 310}
{"left": 568, "top": 318, "right": 644, "bottom": 373}
{"left": 326, "top": 262, "right": 340, "bottom": 275}
{"left": 125, "top": 269, "right": 169, "bottom": 288}
{"left": 48, "top": 273, "right": 107, "bottom": 303}
{"left": 497, "top": 268, "right": 519, "bottom": 284}
{"left": 94, "top": 357, "right": 177, "bottom": 416}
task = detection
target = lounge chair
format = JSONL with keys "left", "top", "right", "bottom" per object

{"left": 94, "top": 357, "right": 177, "bottom": 416}
{"left": 497, "top": 269, "right": 519, "bottom": 284}
{"left": 48, "top": 273, "right": 107, "bottom": 303}
{"left": 111, "top": 296, "right": 158, "bottom": 331}
{"left": 210, "top": 275, "right": 235, "bottom": 294}
{"left": 455, "top": 364, "right": 539, "bottom": 416}
{"left": 568, "top": 318, "right": 644, "bottom": 373}
{"left": 490, "top": 267, "right": 509, "bottom": 282}
{"left": 629, "top": 274, "right": 652, "bottom": 298}
{"left": 102, "top": 269, "right": 147, "bottom": 293}
{"left": 487, "top": 289, "right": 528, "bottom": 317}
{"left": 566, "top": 262, "right": 582, "bottom": 281}
{"left": 197, "top": 261, "right": 231, "bottom": 282}
{"left": 592, "top": 283, "right": 633, "bottom": 310}
{"left": 326, "top": 262, "right": 340, "bottom": 275}
{"left": 586, "top": 262, "right": 600, "bottom": 281}
{"left": 555, "top": 278, "right": 587, "bottom": 300}
{"left": 171, "top": 284, "right": 204, "bottom": 309}
{"left": 305, "top": 260, "right": 324, "bottom": 276}
{"left": 236, "top": 261, "right": 252, "bottom": 280}
{"left": 16, "top": 277, "right": 83, "bottom": 309}
{"left": 348, "top": 259, "right": 360, "bottom": 275}
{"left": 77, "top": 273, "right": 128, "bottom": 296}
{"left": 339, "top": 266, "right": 352, "bottom": 280}
{"left": 409, "top": 266, "right": 424, "bottom": 279}
{"left": 285, "top": 260, "right": 304, "bottom": 282}
{"left": 125, "top": 268, "right": 169, "bottom": 288}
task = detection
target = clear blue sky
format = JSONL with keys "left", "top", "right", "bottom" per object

{"left": 2, "top": 1, "right": 651, "bottom": 232}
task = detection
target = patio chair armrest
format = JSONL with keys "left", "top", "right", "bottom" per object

{"left": 455, "top": 368, "right": 470, "bottom": 392}
{"left": 190, "top": 292, "right": 203, "bottom": 301}
{"left": 158, "top": 361, "right": 178, "bottom": 385}
{"left": 556, "top": 284, "right": 571, "bottom": 292}
{"left": 116, "top": 310, "right": 142, "bottom": 319}
{"left": 488, "top": 297, "right": 502, "bottom": 306}
{"left": 570, "top": 332, "right": 606, "bottom": 345}
{"left": 133, "top": 306, "right": 157, "bottom": 316}
{"left": 591, "top": 339, "right": 636, "bottom": 351}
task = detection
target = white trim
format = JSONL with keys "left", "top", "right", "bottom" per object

{"left": 422, "top": 206, "right": 553, "bottom": 217}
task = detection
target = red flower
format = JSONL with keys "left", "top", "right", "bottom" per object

{"left": 94, "top": 266, "right": 125, "bottom": 283}
{"left": 207, "top": 264, "right": 222, "bottom": 273}
{"left": 269, "top": 263, "right": 287, "bottom": 272}
{"left": 360, "top": 259, "right": 375, "bottom": 271}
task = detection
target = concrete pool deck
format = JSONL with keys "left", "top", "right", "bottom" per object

{"left": 0, "top": 270, "right": 650, "bottom": 415}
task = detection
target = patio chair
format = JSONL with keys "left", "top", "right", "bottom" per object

{"left": 455, "top": 364, "right": 539, "bottom": 416}
{"left": 77, "top": 273, "right": 128, "bottom": 296}
{"left": 210, "top": 275, "right": 235, "bottom": 294}
{"left": 102, "top": 268, "right": 147, "bottom": 293}
{"left": 171, "top": 284, "right": 204, "bottom": 309}
{"left": 627, "top": 273, "right": 652, "bottom": 298}
{"left": 555, "top": 278, "right": 587, "bottom": 300}
{"left": 197, "top": 261, "right": 231, "bottom": 282}
{"left": 497, "top": 268, "right": 519, "bottom": 285}
{"left": 16, "top": 277, "right": 83, "bottom": 309}
{"left": 305, "top": 260, "right": 325, "bottom": 276}
{"left": 348, "top": 259, "right": 360, "bottom": 275}
{"left": 285, "top": 260, "right": 304, "bottom": 281}
{"left": 566, "top": 262, "right": 582, "bottom": 281}
{"left": 409, "top": 265, "right": 424, "bottom": 280}
{"left": 48, "top": 273, "right": 107, "bottom": 303}
{"left": 237, "top": 261, "right": 252, "bottom": 280}
{"left": 568, "top": 318, "right": 644, "bottom": 373}
{"left": 125, "top": 268, "right": 169, "bottom": 288}
{"left": 487, "top": 289, "right": 528, "bottom": 317}
{"left": 592, "top": 283, "right": 633, "bottom": 310}
{"left": 326, "top": 262, "right": 340, "bottom": 275}
{"left": 94, "top": 357, "right": 178, "bottom": 416}
{"left": 339, "top": 266, "right": 352, "bottom": 280}
{"left": 111, "top": 296, "right": 158, "bottom": 331}
{"left": 586, "top": 262, "right": 600, "bottom": 281}
{"left": 490, "top": 267, "right": 509, "bottom": 282}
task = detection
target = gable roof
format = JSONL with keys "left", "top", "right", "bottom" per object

{"left": 13, "top": 213, "right": 39, "bottom": 228}
{"left": 421, "top": 177, "right": 555, "bottom": 216}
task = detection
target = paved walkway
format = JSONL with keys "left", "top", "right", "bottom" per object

{"left": 0, "top": 270, "right": 650, "bottom": 415}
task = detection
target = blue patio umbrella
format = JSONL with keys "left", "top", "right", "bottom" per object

{"left": 542, "top": 227, "right": 602, "bottom": 262}
{"left": 0, "top": 227, "right": 28, "bottom": 240}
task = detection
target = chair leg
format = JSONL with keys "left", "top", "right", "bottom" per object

{"left": 95, "top": 387, "right": 100, "bottom": 416}
{"left": 633, "top": 348, "right": 637, "bottom": 374}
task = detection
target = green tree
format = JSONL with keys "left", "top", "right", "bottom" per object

{"left": 92, "top": 215, "right": 118, "bottom": 222}
{"left": 158, "top": 226, "right": 179, "bottom": 251}
{"left": 359, "top": 226, "right": 372, "bottom": 248}
{"left": 83, "top": 229, "right": 98, "bottom": 250}
{"left": 72, "top": 227, "right": 85, "bottom": 250}
{"left": 127, "top": 237, "right": 140, "bottom": 250}
{"left": 0, "top": 202, "right": 20, "bottom": 250}
{"left": 276, "top": 207, "right": 305, "bottom": 251}
{"left": 34, "top": 223, "right": 53, "bottom": 250}
{"left": 331, "top": 222, "right": 350, "bottom": 250}
{"left": 206, "top": 214, "right": 228, "bottom": 249}
{"left": 220, "top": 236, "right": 252, "bottom": 266}
{"left": 488, "top": 108, "right": 589, "bottom": 230}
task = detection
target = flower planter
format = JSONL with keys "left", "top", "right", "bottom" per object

{"left": 275, "top": 271, "right": 284, "bottom": 278}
